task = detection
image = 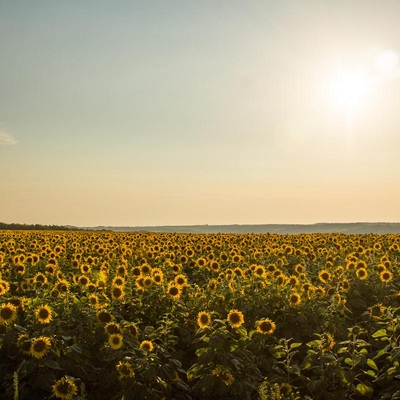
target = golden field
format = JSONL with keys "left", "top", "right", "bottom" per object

{"left": 1, "top": 230, "right": 400, "bottom": 399}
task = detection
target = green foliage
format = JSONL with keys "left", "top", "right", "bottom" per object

{"left": 1, "top": 230, "right": 400, "bottom": 399}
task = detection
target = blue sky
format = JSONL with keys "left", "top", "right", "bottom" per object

{"left": 1, "top": 1, "right": 400, "bottom": 226}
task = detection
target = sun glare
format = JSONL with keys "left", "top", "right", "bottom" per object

{"left": 332, "top": 69, "right": 371, "bottom": 110}
{"left": 375, "top": 50, "right": 399, "bottom": 74}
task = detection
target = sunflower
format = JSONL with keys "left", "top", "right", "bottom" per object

{"left": 209, "top": 261, "right": 220, "bottom": 272}
{"left": 341, "top": 279, "right": 350, "bottom": 291}
{"left": 135, "top": 277, "right": 144, "bottom": 291}
{"left": 130, "top": 266, "right": 141, "bottom": 277}
{"left": 35, "top": 305, "right": 52, "bottom": 324}
{"left": 15, "top": 264, "right": 26, "bottom": 275}
{"left": 143, "top": 276, "right": 153, "bottom": 288}
{"left": 111, "top": 285, "right": 125, "bottom": 301}
{"left": 17, "top": 333, "right": 32, "bottom": 355}
{"left": 97, "top": 309, "right": 113, "bottom": 325}
{"left": 288, "top": 275, "right": 299, "bottom": 286}
{"left": 295, "top": 264, "right": 305, "bottom": 274}
{"left": 356, "top": 267, "right": 368, "bottom": 280}
{"left": 30, "top": 336, "right": 51, "bottom": 359}
{"left": 116, "top": 361, "right": 135, "bottom": 380}
{"left": 80, "top": 264, "right": 91, "bottom": 274}
{"left": 227, "top": 309, "right": 244, "bottom": 328}
{"left": 369, "top": 303, "right": 385, "bottom": 319}
{"left": 78, "top": 275, "right": 90, "bottom": 287}
{"left": 105, "top": 322, "right": 122, "bottom": 335}
{"left": 289, "top": 292, "right": 301, "bottom": 306}
{"left": 108, "top": 333, "right": 123, "bottom": 350}
{"left": 280, "top": 382, "right": 293, "bottom": 396}
{"left": 256, "top": 318, "right": 276, "bottom": 335}
{"left": 88, "top": 294, "right": 99, "bottom": 308}
{"left": 174, "top": 274, "right": 188, "bottom": 287}
{"left": 140, "top": 340, "right": 154, "bottom": 352}
{"left": 52, "top": 377, "right": 78, "bottom": 399}
{"left": 152, "top": 273, "right": 163, "bottom": 285}
{"left": 196, "top": 257, "right": 207, "bottom": 268}
{"left": 167, "top": 283, "right": 182, "bottom": 300}
{"left": 380, "top": 269, "right": 393, "bottom": 283}
{"left": 314, "top": 286, "right": 325, "bottom": 298}
{"left": 124, "top": 322, "right": 139, "bottom": 339}
{"left": 0, "top": 303, "right": 17, "bottom": 324}
{"left": 197, "top": 311, "right": 211, "bottom": 329}
{"left": 207, "top": 279, "right": 218, "bottom": 293}
{"left": 55, "top": 279, "right": 70, "bottom": 293}
{"left": 171, "top": 263, "right": 182, "bottom": 274}
{"left": 116, "top": 265, "right": 128, "bottom": 276}
{"left": 112, "top": 276, "right": 125, "bottom": 287}
{"left": 140, "top": 264, "right": 152, "bottom": 275}
{"left": 276, "top": 274, "right": 286, "bottom": 286}
{"left": 320, "top": 332, "right": 335, "bottom": 353}
{"left": 0, "top": 280, "right": 10, "bottom": 295}
{"left": 346, "top": 261, "right": 356, "bottom": 272}
{"left": 318, "top": 270, "right": 331, "bottom": 284}
{"left": 34, "top": 272, "right": 48, "bottom": 286}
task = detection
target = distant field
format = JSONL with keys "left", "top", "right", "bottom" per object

{"left": 86, "top": 222, "right": 400, "bottom": 234}
{"left": 1, "top": 230, "right": 400, "bottom": 399}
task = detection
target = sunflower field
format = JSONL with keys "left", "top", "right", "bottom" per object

{"left": 1, "top": 230, "right": 400, "bottom": 399}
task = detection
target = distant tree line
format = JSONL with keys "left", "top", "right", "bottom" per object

{"left": 0, "top": 222, "right": 79, "bottom": 231}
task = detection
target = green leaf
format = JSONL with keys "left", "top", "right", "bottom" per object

{"left": 367, "top": 358, "right": 378, "bottom": 371}
{"left": 372, "top": 329, "right": 387, "bottom": 338}
{"left": 344, "top": 357, "right": 353, "bottom": 366}
{"left": 387, "top": 366, "right": 397, "bottom": 375}
{"left": 290, "top": 342, "right": 302, "bottom": 349}
{"left": 356, "top": 382, "right": 373, "bottom": 398}
{"left": 273, "top": 351, "right": 285, "bottom": 359}
{"left": 289, "top": 364, "right": 301, "bottom": 375}
{"left": 364, "top": 370, "right": 376, "bottom": 378}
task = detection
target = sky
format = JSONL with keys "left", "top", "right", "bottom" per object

{"left": 1, "top": 0, "right": 400, "bottom": 227}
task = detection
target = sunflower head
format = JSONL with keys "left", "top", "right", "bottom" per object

{"left": 108, "top": 333, "right": 123, "bottom": 350}
{"left": 256, "top": 318, "right": 276, "bottom": 335}
{"left": 0, "top": 303, "right": 17, "bottom": 324}
{"left": 289, "top": 292, "right": 301, "bottom": 306}
{"left": 88, "top": 294, "right": 99, "bottom": 308}
{"left": 112, "top": 276, "right": 125, "bottom": 287}
{"left": 35, "top": 305, "right": 52, "bottom": 324}
{"left": 318, "top": 270, "right": 331, "bottom": 284}
{"left": 124, "top": 322, "right": 139, "bottom": 339}
{"left": 111, "top": 285, "right": 125, "bottom": 301}
{"left": 17, "top": 333, "right": 32, "bottom": 355}
{"left": 174, "top": 274, "right": 188, "bottom": 287}
{"left": 197, "top": 311, "right": 211, "bottom": 329}
{"left": 356, "top": 267, "right": 368, "bottom": 280}
{"left": 319, "top": 332, "right": 335, "bottom": 353}
{"left": 30, "top": 336, "right": 51, "bottom": 359}
{"left": 96, "top": 309, "right": 113, "bottom": 325}
{"left": 167, "top": 283, "right": 182, "bottom": 300}
{"left": 380, "top": 269, "right": 393, "bottom": 283}
{"left": 140, "top": 340, "right": 154, "bottom": 352}
{"left": 105, "top": 322, "right": 122, "bottom": 335}
{"left": 52, "top": 377, "right": 78, "bottom": 399}
{"left": 227, "top": 309, "right": 244, "bottom": 328}
{"left": 116, "top": 361, "right": 135, "bottom": 380}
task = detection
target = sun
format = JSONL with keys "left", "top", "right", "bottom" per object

{"left": 332, "top": 69, "right": 371, "bottom": 110}
{"left": 327, "top": 49, "right": 399, "bottom": 112}
{"left": 375, "top": 50, "right": 399, "bottom": 74}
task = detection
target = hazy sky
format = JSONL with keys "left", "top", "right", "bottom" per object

{"left": 1, "top": 1, "right": 400, "bottom": 226}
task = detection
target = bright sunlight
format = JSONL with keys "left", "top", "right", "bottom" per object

{"left": 332, "top": 69, "right": 371, "bottom": 110}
